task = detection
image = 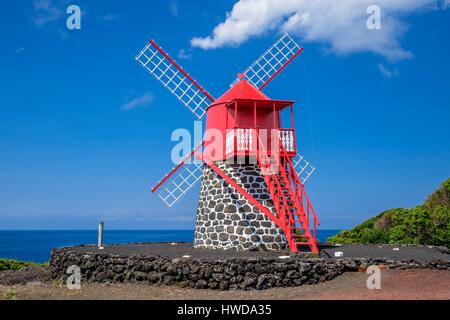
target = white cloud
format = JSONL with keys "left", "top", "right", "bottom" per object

{"left": 33, "top": 0, "right": 64, "bottom": 26}
{"left": 121, "top": 92, "right": 154, "bottom": 111}
{"left": 178, "top": 48, "right": 192, "bottom": 60}
{"left": 378, "top": 63, "right": 398, "bottom": 78}
{"left": 191, "top": 0, "right": 445, "bottom": 61}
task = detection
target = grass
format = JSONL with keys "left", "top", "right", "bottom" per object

{"left": 3, "top": 288, "right": 17, "bottom": 300}
{"left": 52, "top": 279, "right": 65, "bottom": 288}
{"left": 0, "top": 258, "right": 48, "bottom": 271}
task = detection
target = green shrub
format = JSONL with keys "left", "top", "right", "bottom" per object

{"left": 0, "top": 258, "right": 46, "bottom": 271}
{"left": 3, "top": 288, "right": 17, "bottom": 300}
{"left": 327, "top": 178, "right": 450, "bottom": 247}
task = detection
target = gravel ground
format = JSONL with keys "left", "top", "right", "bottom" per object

{"left": 1, "top": 269, "right": 449, "bottom": 300}
{"left": 64, "top": 242, "right": 450, "bottom": 262}
{"left": 320, "top": 244, "right": 450, "bottom": 261}
{"left": 0, "top": 267, "right": 50, "bottom": 286}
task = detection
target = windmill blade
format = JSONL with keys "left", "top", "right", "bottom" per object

{"left": 292, "top": 154, "right": 316, "bottom": 184}
{"left": 153, "top": 161, "right": 204, "bottom": 207}
{"left": 135, "top": 39, "right": 215, "bottom": 119}
{"left": 231, "top": 33, "right": 303, "bottom": 90}
{"left": 151, "top": 143, "right": 204, "bottom": 207}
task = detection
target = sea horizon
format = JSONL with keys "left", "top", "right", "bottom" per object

{"left": 0, "top": 229, "right": 341, "bottom": 263}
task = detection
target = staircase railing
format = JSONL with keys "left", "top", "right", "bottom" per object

{"left": 255, "top": 137, "right": 295, "bottom": 247}
{"left": 279, "top": 141, "right": 320, "bottom": 243}
{"left": 256, "top": 132, "right": 319, "bottom": 253}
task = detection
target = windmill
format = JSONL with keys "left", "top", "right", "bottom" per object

{"left": 135, "top": 33, "right": 320, "bottom": 253}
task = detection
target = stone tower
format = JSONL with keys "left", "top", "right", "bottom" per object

{"left": 194, "top": 162, "right": 287, "bottom": 251}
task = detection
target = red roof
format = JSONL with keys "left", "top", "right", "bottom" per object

{"left": 215, "top": 80, "right": 270, "bottom": 103}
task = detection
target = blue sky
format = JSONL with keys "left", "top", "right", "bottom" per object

{"left": 0, "top": 0, "right": 449, "bottom": 230}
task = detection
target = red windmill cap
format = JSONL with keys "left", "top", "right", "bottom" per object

{"left": 214, "top": 79, "right": 270, "bottom": 104}
{"left": 237, "top": 72, "right": 246, "bottom": 79}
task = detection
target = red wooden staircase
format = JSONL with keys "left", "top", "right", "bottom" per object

{"left": 256, "top": 139, "right": 320, "bottom": 254}
{"left": 202, "top": 138, "right": 320, "bottom": 254}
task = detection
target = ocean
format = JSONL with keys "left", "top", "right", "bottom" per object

{"left": 0, "top": 230, "right": 340, "bottom": 263}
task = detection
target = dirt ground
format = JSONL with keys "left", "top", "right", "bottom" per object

{"left": 1, "top": 268, "right": 449, "bottom": 300}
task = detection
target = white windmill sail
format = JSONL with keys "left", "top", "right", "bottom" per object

{"left": 151, "top": 143, "right": 205, "bottom": 207}
{"left": 292, "top": 154, "right": 316, "bottom": 184}
{"left": 231, "top": 33, "right": 303, "bottom": 90}
{"left": 154, "top": 162, "right": 204, "bottom": 208}
{"left": 135, "top": 40, "right": 215, "bottom": 119}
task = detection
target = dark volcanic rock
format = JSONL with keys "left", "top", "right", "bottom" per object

{"left": 49, "top": 243, "right": 450, "bottom": 291}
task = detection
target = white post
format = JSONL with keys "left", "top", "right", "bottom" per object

{"left": 98, "top": 221, "right": 104, "bottom": 249}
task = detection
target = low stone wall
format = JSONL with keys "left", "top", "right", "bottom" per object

{"left": 50, "top": 248, "right": 450, "bottom": 291}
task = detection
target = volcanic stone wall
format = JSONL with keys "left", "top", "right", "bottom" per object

{"left": 50, "top": 249, "right": 450, "bottom": 291}
{"left": 194, "top": 162, "right": 287, "bottom": 251}
{"left": 50, "top": 250, "right": 343, "bottom": 290}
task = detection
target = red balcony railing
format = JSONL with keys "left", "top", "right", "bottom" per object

{"left": 225, "top": 128, "right": 296, "bottom": 156}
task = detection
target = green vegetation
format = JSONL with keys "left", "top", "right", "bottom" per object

{"left": 52, "top": 279, "right": 65, "bottom": 288}
{"left": 328, "top": 178, "right": 450, "bottom": 247}
{"left": 0, "top": 258, "right": 47, "bottom": 271}
{"left": 3, "top": 288, "right": 17, "bottom": 300}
